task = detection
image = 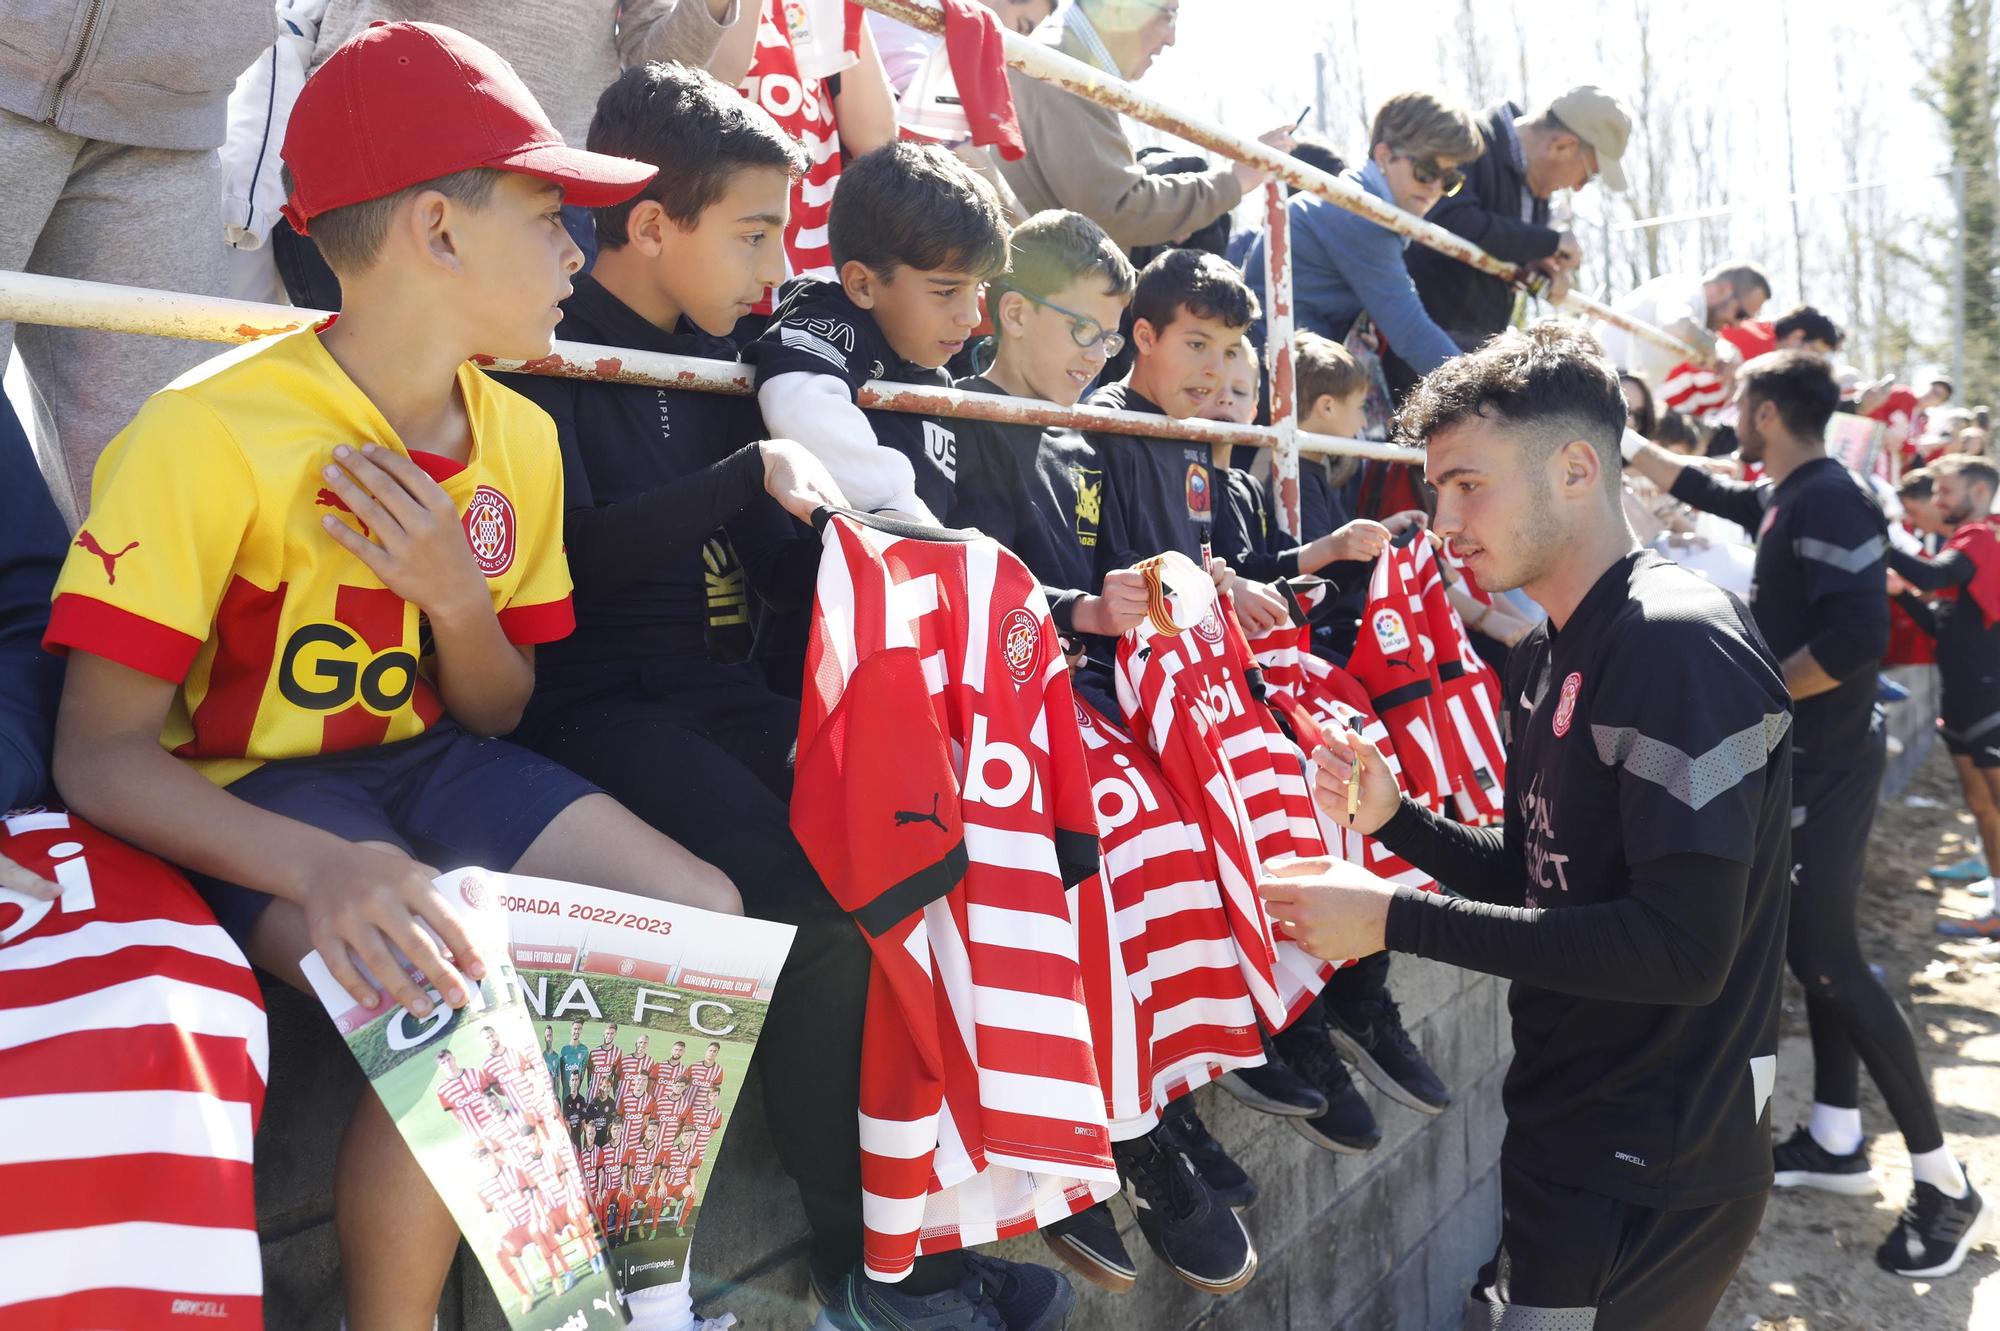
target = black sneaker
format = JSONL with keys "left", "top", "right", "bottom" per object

{"left": 1771, "top": 1124, "right": 1876, "bottom": 1195}
{"left": 1327, "top": 993, "right": 1451, "bottom": 1115}
{"left": 959, "top": 1252, "right": 1077, "bottom": 1330}
{"left": 1114, "top": 1131, "right": 1258, "bottom": 1294}
{"left": 813, "top": 1261, "right": 1008, "bottom": 1330}
{"left": 1275, "top": 1017, "right": 1381, "bottom": 1155}
{"left": 1039, "top": 1200, "right": 1136, "bottom": 1295}
{"left": 1159, "top": 1100, "right": 1258, "bottom": 1209}
{"left": 1217, "top": 1037, "right": 1327, "bottom": 1118}
{"left": 1876, "top": 1181, "right": 1988, "bottom": 1278}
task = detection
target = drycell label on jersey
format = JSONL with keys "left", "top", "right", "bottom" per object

{"left": 1371, "top": 607, "right": 1411, "bottom": 656}
{"left": 1001, "top": 606, "right": 1043, "bottom": 684}
{"left": 278, "top": 623, "right": 420, "bottom": 714}
{"left": 463, "top": 485, "right": 518, "bottom": 577}
{"left": 1552, "top": 671, "right": 1582, "bottom": 737}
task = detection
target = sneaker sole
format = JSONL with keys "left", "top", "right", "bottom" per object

{"left": 1328, "top": 1027, "right": 1450, "bottom": 1116}
{"left": 1887, "top": 1200, "right": 1989, "bottom": 1278}
{"left": 1774, "top": 1167, "right": 1878, "bottom": 1195}
{"left": 1287, "top": 1115, "right": 1378, "bottom": 1155}
{"left": 1040, "top": 1228, "right": 1138, "bottom": 1295}
{"left": 1217, "top": 1072, "right": 1324, "bottom": 1119}
{"left": 1159, "top": 1215, "right": 1260, "bottom": 1295}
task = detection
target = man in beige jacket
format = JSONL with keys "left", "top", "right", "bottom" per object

{"left": 998, "top": 0, "right": 1294, "bottom": 252}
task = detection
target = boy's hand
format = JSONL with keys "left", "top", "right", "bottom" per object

{"left": 1228, "top": 576, "right": 1290, "bottom": 634}
{"left": 320, "top": 445, "right": 490, "bottom": 625}
{"left": 760, "top": 439, "right": 849, "bottom": 524}
{"left": 1322, "top": 518, "right": 1392, "bottom": 564}
{"left": 0, "top": 848, "right": 61, "bottom": 903}
{"left": 1072, "top": 568, "right": 1151, "bottom": 637}
{"left": 299, "top": 839, "right": 488, "bottom": 1017}
{"left": 1312, "top": 731, "right": 1401, "bottom": 833}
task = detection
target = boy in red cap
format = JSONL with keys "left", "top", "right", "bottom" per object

{"left": 43, "top": 21, "right": 740, "bottom": 1325}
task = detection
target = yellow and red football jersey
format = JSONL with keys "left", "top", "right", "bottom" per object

{"left": 45, "top": 325, "right": 573, "bottom": 786}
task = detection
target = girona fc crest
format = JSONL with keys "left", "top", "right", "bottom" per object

{"left": 1194, "top": 608, "right": 1225, "bottom": 645}
{"left": 462, "top": 485, "right": 516, "bottom": 577}
{"left": 458, "top": 874, "right": 489, "bottom": 911}
{"left": 1001, "top": 607, "right": 1042, "bottom": 685}
{"left": 1552, "top": 671, "right": 1583, "bottom": 737}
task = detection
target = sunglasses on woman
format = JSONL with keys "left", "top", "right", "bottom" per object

{"left": 1393, "top": 151, "right": 1465, "bottom": 197}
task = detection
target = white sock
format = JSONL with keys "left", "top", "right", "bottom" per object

{"left": 1809, "top": 1102, "right": 1864, "bottom": 1156}
{"left": 1911, "top": 1146, "right": 1970, "bottom": 1199}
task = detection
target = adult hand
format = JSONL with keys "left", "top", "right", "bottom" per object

{"left": 760, "top": 438, "right": 849, "bottom": 524}
{"left": 0, "top": 848, "right": 60, "bottom": 902}
{"left": 1886, "top": 569, "right": 1912, "bottom": 597}
{"left": 1257, "top": 854, "right": 1395, "bottom": 962}
{"left": 1554, "top": 232, "right": 1583, "bottom": 269}
{"left": 299, "top": 841, "right": 487, "bottom": 1017}
{"left": 1231, "top": 125, "right": 1300, "bottom": 192}
{"left": 1311, "top": 730, "right": 1401, "bottom": 834}
{"left": 319, "top": 445, "right": 491, "bottom": 625}
{"left": 1228, "top": 576, "right": 1290, "bottom": 634}
{"left": 1323, "top": 518, "right": 1392, "bottom": 564}
{"left": 1072, "top": 567, "right": 1151, "bottom": 637}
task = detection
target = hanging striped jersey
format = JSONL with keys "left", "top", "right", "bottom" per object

{"left": 1349, "top": 545, "right": 1454, "bottom": 811}
{"left": 1072, "top": 700, "right": 1264, "bottom": 1139}
{"left": 1405, "top": 537, "right": 1508, "bottom": 824}
{"left": 1114, "top": 591, "right": 1333, "bottom": 1031}
{"left": 791, "top": 510, "right": 1119, "bottom": 1282}
{"left": 0, "top": 810, "right": 268, "bottom": 1331}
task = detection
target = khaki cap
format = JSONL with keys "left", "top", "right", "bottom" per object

{"left": 1548, "top": 85, "right": 1632, "bottom": 192}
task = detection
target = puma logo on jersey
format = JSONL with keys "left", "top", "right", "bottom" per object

{"left": 73, "top": 531, "right": 139, "bottom": 584}
{"left": 316, "top": 487, "right": 370, "bottom": 536}
{"left": 894, "top": 793, "right": 947, "bottom": 831}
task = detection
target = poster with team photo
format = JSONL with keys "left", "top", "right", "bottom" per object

{"left": 497, "top": 871, "right": 794, "bottom": 1298}
{"left": 301, "top": 868, "right": 626, "bottom": 1331}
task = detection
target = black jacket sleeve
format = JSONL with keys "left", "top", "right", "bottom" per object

{"left": 1373, "top": 797, "right": 1524, "bottom": 906}
{"left": 0, "top": 399, "right": 66, "bottom": 810}
{"left": 1889, "top": 545, "right": 1976, "bottom": 593}
{"left": 1383, "top": 852, "right": 1749, "bottom": 1005}
{"left": 564, "top": 443, "right": 768, "bottom": 601}
{"left": 1896, "top": 591, "right": 1942, "bottom": 638}
{"left": 1669, "top": 466, "right": 1768, "bottom": 532}
{"left": 1423, "top": 188, "right": 1563, "bottom": 266}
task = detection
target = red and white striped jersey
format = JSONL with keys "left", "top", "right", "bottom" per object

{"left": 0, "top": 811, "right": 267, "bottom": 1330}
{"left": 791, "top": 511, "right": 1119, "bottom": 1282}
{"left": 1406, "top": 538, "right": 1507, "bottom": 824}
{"left": 739, "top": 0, "right": 861, "bottom": 312}
{"left": 620, "top": 1053, "right": 657, "bottom": 1098}
{"left": 686, "top": 1058, "right": 725, "bottom": 1109}
{"left": 617, "top": 1087, "right": 655, "bottom": 1154}
{"left": 437, "top": 1066, "right": 501, "bottom": 1139}
{"left": 587, "top": 1040, "right": 623, "bottom": 1094}
{"left": 664, "top": 1144, "right": 701, "bottom": 1192}
{"left": 1660, "top": 321, "right": 1777, "bottom": 424}
{"left": 1114, "top": 593, "right": 1333, "bottom": 1031}
{"left": 1072, "top": 700, "right": 1263, "bottom": 1139}
{"left": 479, "top": 1164, "right": 535, "bottom": 1232}
{"left": 483, "top": 1046, "right": 540, "bottom": 1117}
{"left": 1349, "top": 546, "right": 1453, "bottom": 811}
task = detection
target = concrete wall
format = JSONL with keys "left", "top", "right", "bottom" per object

{"left": 254, "top": 957, "right": 1509, "bottom": 1331}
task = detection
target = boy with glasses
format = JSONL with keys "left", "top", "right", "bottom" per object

{"left": 1244, "top": 89, "right": 1483, "bottom": 383}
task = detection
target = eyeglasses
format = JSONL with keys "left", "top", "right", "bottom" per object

{"left": 1002, "top": 286, "right": 1126, "bottom": 357}
{"left": 1393, "top": 151, "right": 1465, "bottom": 197}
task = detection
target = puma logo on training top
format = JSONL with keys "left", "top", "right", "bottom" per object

{"left": 894, "top": 793, "right": 947, "bottom": 832}
{"left": 316, "top": 487, "right": 370, "bottom": 536}
{"left": 73, "top": 531, "right": 139, "bottom": 584}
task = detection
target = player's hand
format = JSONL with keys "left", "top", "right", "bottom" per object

{"left": 319, "top": 444, "right": 491, "bottom": 625}
{"left": 1228, "top": 576, "right": 1290, "bottom": 634}
{"left": 760, "top": 438, "right": 849, "bottom": 524}
{"left": 1322, "top": 518, "right": 1392, "bottom": 564}
{"left": 1887, "top": 569, "right": 1912, "bottom": 596}
{"left": 1312, "top": 729, "right": 1401, "bottom": 834}
{"left": 1257, "top": 854, "right": 1394, "bottom": 962}
{"left": 298, "top": 840, "right": 487, "bottom": 1017}
{"left": 1072, "top": 567, "right": 1151, "bottom": 636}
{"left": 0, "top": 847, "right": 61, "bottom": 903}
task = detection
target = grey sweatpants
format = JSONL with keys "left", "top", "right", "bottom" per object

{"left": 0, "top": 108, "right": 228, "bottom": 512}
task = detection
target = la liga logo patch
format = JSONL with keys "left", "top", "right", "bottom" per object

{"left": 462, "top": 485, "right": 516, "bottom": 577}
{"left": 1552, "top": 671, "right": 1582, "bottom": 737}
{"left": 1372, "top": 607, "right": 1411, "bottom": 655}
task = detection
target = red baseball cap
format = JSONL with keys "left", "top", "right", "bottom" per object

{"left": 280, "top": 21, "right": 656, "bottom": 236}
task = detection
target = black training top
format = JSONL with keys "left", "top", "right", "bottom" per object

{"left": 1891, "top": 543, "right": 2000, "bottom": 728}
{"left": 509, "top": 275, "right": 817, "bottom": 702}
{"left": 1380, "top": 551, "right": 1793, "bottom": 1209}
{"left": 945, "top": 375, "right": 1104, "bottom": 636}
{"left": 1671, "top": 456, "right": 1889, "bottom": 771}
{"left": 743, "top": 277, "right": 960, "bottom": 520}
{"left": 1087, "top": 382, "right": 1214, "bottom": 571}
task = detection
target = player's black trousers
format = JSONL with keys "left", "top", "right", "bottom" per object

{"left": 521, "top": 664, "right": 944, "bottom": 1287}
{"left": 1787, "top": 723, "right": 1944, "bottom": 1154}
{"left": 1462, "top": 1161, "right": 1765, "bottom": 1330}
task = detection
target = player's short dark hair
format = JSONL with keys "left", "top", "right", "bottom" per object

{"left": 588, "top": 61, "right": 807, "bottom": 248}
{"left": 1395, "top": 321, "right": 1627, "bottom": 482}
{"left": 1294, "top": 330, "right": 1365, "bottom": 407}
{"left": 1772, "top": 304, "right": 1842, "bottom": 350}
{"left": 1131, "top": 248, "right": 1259, "bottom": 335}
{"left": 287, "top": 163, "right": 502, "bottom": 274}
{"left": 829, "top": 141, "right": 1009, "bottom": 279}
{"left": 1932, "top": 453, "right": 2000, "bottom": 494}
{"left": 1003, "top": 210, "right": 1136, "bottom": 304}
{"left": 1737, "top": 349, "right": 1840, "bottom": 440}
{"left": 1898, "top": 466, "right": 1935, "bottom": 499}
{"left": 1704, "top": 260, "right": 1772, "bottom": 305}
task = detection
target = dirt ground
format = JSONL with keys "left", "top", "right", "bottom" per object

{"left": 1714, "top": 744, "right": 2000, "bottom": 1330}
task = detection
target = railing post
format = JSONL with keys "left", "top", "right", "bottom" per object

{"left": 1261, "top": 180, "right": 1301, "bottom": 540}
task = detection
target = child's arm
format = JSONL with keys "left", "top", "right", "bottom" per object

{"left": 757, "top": 373, "right": 935, "bottom": 521}
{"left": 318, "top": 445, "right": 533, "bottom": 735}
{"left": 53, "top": 652, "right": 485, "bottom": 1016}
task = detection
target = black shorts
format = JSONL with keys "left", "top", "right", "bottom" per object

{"left": 1940, "top": 702, "right": 2000, "bottom": 768}
{"left": 192, "top": 723, "right": 599, "bottom": 943}
{"left": 1462, "top": 1161, "right": 1766, "bottom": 1331}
